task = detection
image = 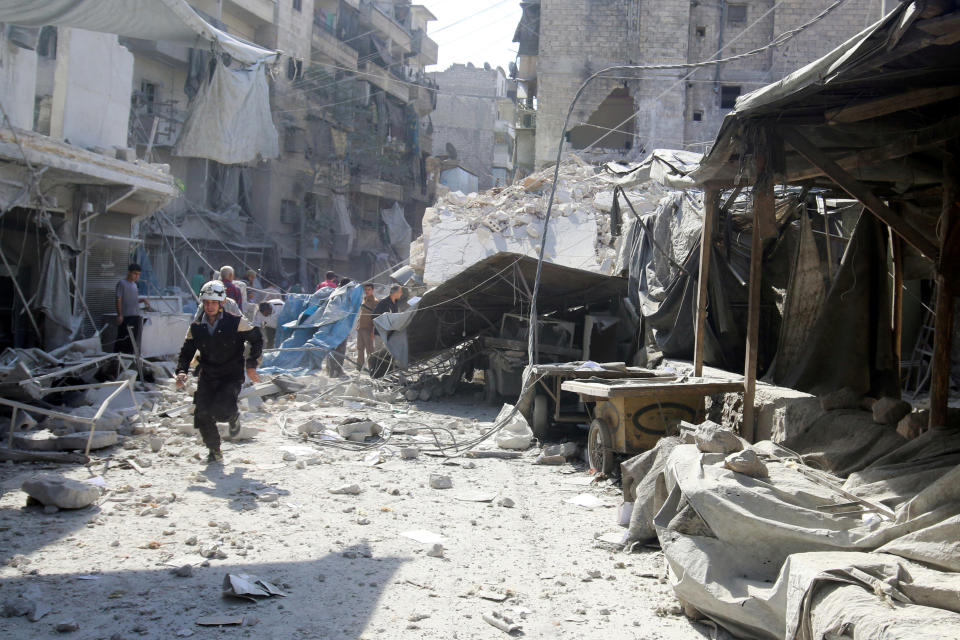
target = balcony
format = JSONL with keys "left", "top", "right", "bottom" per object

{"left": 418, "top": 34, "right": 438, "bottom": 66}
{"left": 129, "top": 100, "right": 185, "bottom": 148}
{"left": 360, "top": 61, "right": 409, "bottom": 102}
{"left": 494, "top": 119, "right": 515, "bottom": 137}
{"left": 350, "top": 176, "right": 404, "bottom": 201}
{"left": 361, "top": 2, "right": 411, "bottom": 55}
{"left": 225, "top": 0, "right": 274, "bottom": 25}
{"left": 493, "top": 150, "right": 513, "bottom": 169}
{"left": 120, "top": 37, "right": 189, "bottom": 66}
{"left": 312, "top": 18, "right": 359, "bottom": 69}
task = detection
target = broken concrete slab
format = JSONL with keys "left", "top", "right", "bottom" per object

{"left": 328, "top": 484, "right": 361, "bottom": 495}
{"left": 429, "top": 474, "right": 452, "bottom": 489}
{"left": 12, "top": 430, "right": 118, "bottom": 452}
{"left": 22, "top": 474, "right": 100, "bottom": 509}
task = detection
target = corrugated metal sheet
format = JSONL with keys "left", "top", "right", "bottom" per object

{"left": 85, "top": 213, "right": 136, "bottom": 331}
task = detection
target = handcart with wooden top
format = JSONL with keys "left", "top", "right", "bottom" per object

{"left": 561, "top": 375, "right": 744, "bottom": 473}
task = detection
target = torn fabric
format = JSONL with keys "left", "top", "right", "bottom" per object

{"left": 380, "top": 202, "right": 411, "bottom": 259}
{"left": 175, "top": 59, "right": 279, "bottom": 164}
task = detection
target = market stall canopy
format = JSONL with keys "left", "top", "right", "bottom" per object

{"left": 404, "top": 252, "right": 628, "bottom": 364}
{"left": 690, "top": 0, "right": 960, "bottom": 262}
{"left": 0, "top": 0, "right": 280, "bottom": 64}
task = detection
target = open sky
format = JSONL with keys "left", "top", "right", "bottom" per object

{"left": 422, "top": 0, "right": 523, "bottom": 73}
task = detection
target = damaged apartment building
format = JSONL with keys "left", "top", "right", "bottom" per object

{"left": 127, "top": 0, "right": 439, "bottom": 289}
{"left": 513, "top": 0, "right": 900, "bottom": 168}
{"left": 428, "top": 63, "right": 517, "bottom": 192}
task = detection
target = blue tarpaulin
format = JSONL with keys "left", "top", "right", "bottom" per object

{"left": 260, "top": 283, "right": 363, "bottom": 373}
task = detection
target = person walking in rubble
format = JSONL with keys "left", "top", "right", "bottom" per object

{"left": 219, "top": 265, "right": 244, "bottom": 308}
{"left": 356, "top": 283, "right": 378, "bottom": 371}
{"left": 115, "top": 263, "right": 152, "bottom": 354}
{"left": 176, "top": 280, "right": 263, "bottom": 463}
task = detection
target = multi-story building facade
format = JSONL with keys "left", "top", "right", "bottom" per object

{"left": 514, "top": 0, "right": 899, "bottom": 168}
{"left": 429, "top": 63, "right": 516, "bottom": 191}
{"left": 127, "top": 0, "right": 439, "bottom": 289}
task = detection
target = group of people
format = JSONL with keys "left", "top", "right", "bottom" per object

{"left": 316, "top": 270, "right": 403, "bottom": 378}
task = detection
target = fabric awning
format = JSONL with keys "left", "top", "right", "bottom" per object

{"left": 0, "top": 0, "right": 279, "bottom": 64}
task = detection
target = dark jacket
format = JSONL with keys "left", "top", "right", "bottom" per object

{"left": 176, "top": 313, "right": 262, "bottom": 381}
{"left": 372, "top": 297, "right": 398, "bottom": 319}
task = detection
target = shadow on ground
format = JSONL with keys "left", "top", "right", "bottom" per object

{"left": 0, "top": 542, "right": 406, "bottom": 639}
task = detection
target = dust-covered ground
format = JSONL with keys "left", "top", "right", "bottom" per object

{"left": 0, "top": 374, "right": 709, "bottom": 640}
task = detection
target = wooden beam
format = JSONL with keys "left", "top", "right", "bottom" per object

{"left": 743, "top": 162, "right": 773, "bottom": 442}
{"left": 780, "top": 127, "right": 940, "bottom": 260}
{"left": 786, "top": 113, "right": 960, "bottom": 182}
{"left": 825, "top": 86, "right": 960, "bottom": 124}
{"left": 891, "top": 233, "right": 903, "bottom": 376}
{"left": 694, "top": 188, "right": 719, "bottom": 376}
{"left": 930, "top": 139, "right": 959, "bottom": 429}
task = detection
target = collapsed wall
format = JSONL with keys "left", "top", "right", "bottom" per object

{"left": 409, "top": 155, "right": 666, "bottom": 285}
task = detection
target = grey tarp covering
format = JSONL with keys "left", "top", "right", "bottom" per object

{"left": 174, "top": 58, "right": 279, "bottom": 164}
{"left": 654, "top": 443, "right": 960, "bottom": 639}
{"left": 601, "top": 149, "right": 703, "bottom": 190}
{"left": 36, "top": 245, "right": 79, "bottom": 350}
{"left": 373, "top": 307, "right": 416, "bottom": 370}
{"left": 0, "top": 0, "right": 279, "bottom": 65}
{"left": 380, "top": 202, "right": 411, "bottom": 260}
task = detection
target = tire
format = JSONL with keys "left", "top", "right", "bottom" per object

{"left": 532, "top": 394, "right": 549, "bottom": 440}
{"left": 587, "top": 418, "right": 615, "bottom": 474}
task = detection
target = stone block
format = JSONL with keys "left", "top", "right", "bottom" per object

{"left": 872, "top": 397, "right": 912, "bottom": 425}
{"left": 22, "top": 474, "right": 100, "bottom": 509}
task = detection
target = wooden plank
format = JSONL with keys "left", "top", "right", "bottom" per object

{"left": 743, "top": 169, "right": 772, "bottom": 443}
{"left": 694, "top": 188, "right": 719, "bottom": 376}
{"left": 930, "top": 139, "right": 959, "bottom": 429}
{"left": 780, "top": 127, "right": 940, "bottom": 260}
{"left": 560, "top": 378, "right": 744, "bottom": 398}
{"left": 891, "top": 233, "right": 903, "bottom": 374}
{"left": 825, "top": 86, "right": 960, "bottom": 124}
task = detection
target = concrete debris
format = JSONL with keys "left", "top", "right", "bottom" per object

{"left": 172, "top": 565, "right": 193, "bottom": 578}
{"left": 692, "top": 421, "right": 743, "bottom": 454}
{"left": 337, "top": 420, "right": 382, "bottom": 442}
{"left": 723, "top": 449, "right": 769, "bottom": 478}
{"left": 499, "top": 497, "right": 516, "bottom": 508}
{"left": 482, "top": 611, "right": 521, "bottom": 635}
{"left": 429, "top": 474, "right": 453, "bottom": 490}
{"left": 22, "top": 474, "right": 100, "bottom": 509}
{"left": 412, "top": 156, "right": 665, "bottom": 285}
{"left": 54, "top": 620, "right": 79, "bottom": 633}
{"left": 426, "top": 543, "right": 445, "bottom": 558}
{"left": 819, "top": 387, "right": 861, "bottom": 411}
{"left": 328, "top": 484, "right": 362, "bottom": 495}
{"left": 400, "top": 446, "right": 420, "bottom": 460}
{"left": 872, "top": 397, "right": 912, "bottom": 425}
{"left": 12, "top": 430, "right": 118, "bottom": 452}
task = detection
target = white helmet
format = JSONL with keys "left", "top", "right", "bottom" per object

{"left": 199, "top": 280, "right": 227, "bottom": 302}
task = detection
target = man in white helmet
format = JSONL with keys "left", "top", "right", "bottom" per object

{"left": 176, "top": 280, "right": 263, "bottom": 463}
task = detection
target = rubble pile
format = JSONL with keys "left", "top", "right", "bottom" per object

{"left": 409, "top": 154, "right": 667, "bottom": 285}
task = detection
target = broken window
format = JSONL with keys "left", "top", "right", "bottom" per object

{"left": 567, "top": 87, "right": 635, "bottom": 151}
{"left": 720, "top": 85, "right": 741, "bottom": 109}
{"left": 140, "top": 81, "right": 157, "bottom": 115}
{"left": 692, "top": 110, "right": 703, "bottom": 122}
{"left": 727, "top": 4, "right": 747, "bottom": 25}
{"left": 696, "top": 26, "right": 706, "bottom": 37}
{"left": 293, "top": 0, "right": 302, "bottom": 12}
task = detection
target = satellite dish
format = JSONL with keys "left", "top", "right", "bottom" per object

{"left": 445, "top": 142, "right": 458, "bottom": 160}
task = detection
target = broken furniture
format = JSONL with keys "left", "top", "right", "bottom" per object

{"left": 561, "top": 375, "right": 743, "bottom": 473}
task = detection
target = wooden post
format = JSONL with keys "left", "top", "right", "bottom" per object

{"left": 694, "top": 187, "right": 719, "bottom": 377}
{"left": 930, "top": 139, "right": 959, "bottom": 428}
{"left": 891, "top": 233, "right": 903, "bottom": 375}
{"left": 743, "top": 164, "right": 775, "bottom": 442}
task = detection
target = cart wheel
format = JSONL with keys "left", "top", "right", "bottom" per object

{"left": 587, "top": 418, "right": 615, "bottom": 474}
{"left": 532, "top": 394, "right": 549, "bottom": 440}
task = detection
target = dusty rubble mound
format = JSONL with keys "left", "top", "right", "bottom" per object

{"left": 410, "top": 154, "right": 668, "bottom": 285}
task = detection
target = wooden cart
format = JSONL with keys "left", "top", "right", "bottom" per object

{"left": 561, "top": 376, "right": 744, "bottom": 473}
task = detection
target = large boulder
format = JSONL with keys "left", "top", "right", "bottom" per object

{"left": 694, "top": 421, "right": 743, "bottom": 454}
{"left": 22, "top": 474, "right": 99, "bottom": 509}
